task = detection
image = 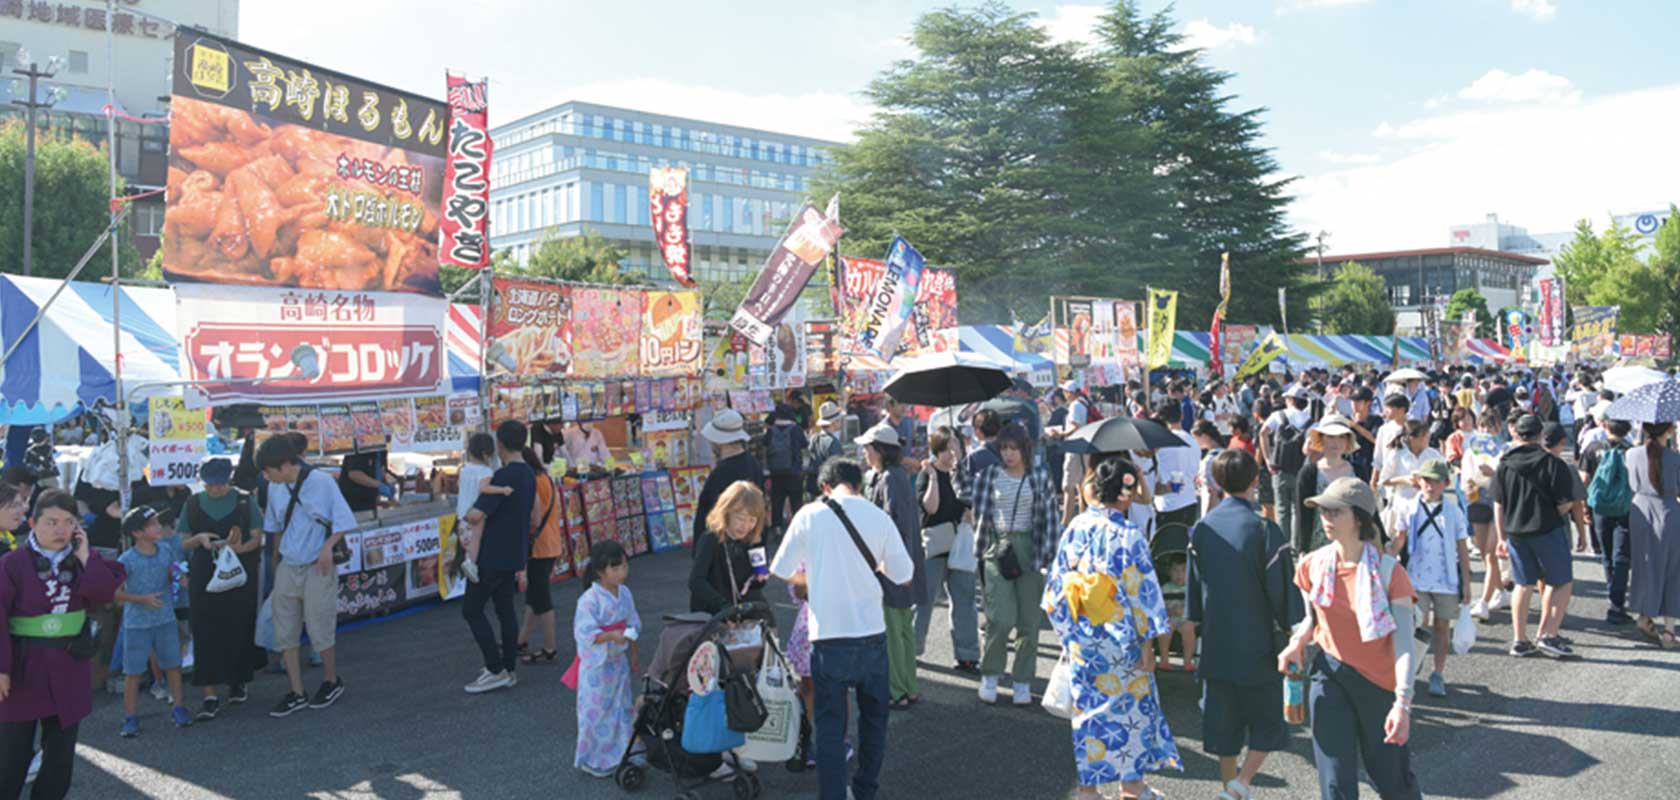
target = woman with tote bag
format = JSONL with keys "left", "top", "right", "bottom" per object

{"left": 913, "top": 427, "right": 980, "bottom": 675}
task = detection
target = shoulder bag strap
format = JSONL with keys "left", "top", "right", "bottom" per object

{"left": 823, "top": 498, "right": 878, "bottom": 574}
{"left": 279, "top": 464, "right": 311, "bottom": 533}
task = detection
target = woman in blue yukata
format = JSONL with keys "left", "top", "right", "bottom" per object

{"left": 1043, "top": 457, "right": 1180, "bottom": 800}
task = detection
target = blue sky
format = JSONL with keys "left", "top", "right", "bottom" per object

{"left": 242, "top": 0, "right": 1680, "bottom": 253}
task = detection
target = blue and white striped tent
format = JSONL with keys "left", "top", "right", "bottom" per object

{"left": 0, "top": 274, "right": 181, "bottom": 424}
{"left": 958, "top": 325, "right": 1056, "bottom": 382}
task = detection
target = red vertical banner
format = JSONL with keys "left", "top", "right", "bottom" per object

{"left": 440, "top": 74, "right": 492, "bottom": 268}
{"left": 649, "top": 167, "right": 694, "bottom": 286}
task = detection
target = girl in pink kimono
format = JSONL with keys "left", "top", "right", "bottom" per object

{"left": 572, "top": 540, "right": 640, "bottom": 778}
{"left": 0, "top": 489, "right": 125, "bottom": 799}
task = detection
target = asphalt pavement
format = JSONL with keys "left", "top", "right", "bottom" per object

{"left": 69, "top": 539, "right": 1680, "bottom": 799}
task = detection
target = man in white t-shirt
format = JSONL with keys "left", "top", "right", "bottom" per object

{"left": 771, "top": 458, "right": 913, "bottom": 800}
{"left": 1151, "top": 400, "right": 1202, "bottom": 528}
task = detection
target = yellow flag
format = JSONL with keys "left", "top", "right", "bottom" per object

{"left": 1146, "top": 289, "right": 1178, "bottom": 370}
{"left": 1236, "top": 332, "right": 1288, "bottom": 380}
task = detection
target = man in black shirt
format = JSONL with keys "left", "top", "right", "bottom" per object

{"left": 337, "top": 449, "right": 392, "bottom": 514}
{"left": 1491, "top": 414, "right": 1577, "bottom": 658}
{"left": 1579, "top": 419, "right": 1634, "bottom": 624}
{"left": 460, "top": 421, "right": 535, "bottom": 694}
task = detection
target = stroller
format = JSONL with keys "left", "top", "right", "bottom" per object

{"left": 1150, "top": 521, "right": 1193, "bottom": 663}
{"left": 614, "top": 601, "right": 775, "bottom": 800}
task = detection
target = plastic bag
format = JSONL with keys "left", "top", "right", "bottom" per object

{"left": 1042, "top": 650, "right": 1075, "bottom": 719}
{"left": 254, "top": 596, "right": 275, "bottom": 652}
{"left": 1452, "top": 604, "right": 1477, "bottom": 655}
{"left": 206, "top": 546, "right": 247, "bottom": 593}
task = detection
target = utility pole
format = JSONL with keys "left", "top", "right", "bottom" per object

{"left": 9, "top": 50, "right": 64, "bottom": 278}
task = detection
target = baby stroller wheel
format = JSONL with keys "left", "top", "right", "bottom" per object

{"left": 614, "top": 763, "right": 644, "bottom": 792}
{"left": 732, "top": 772, "right": 762, "bottom": 800}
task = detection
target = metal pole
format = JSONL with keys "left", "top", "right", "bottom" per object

{"left": 108, "top": 0, "right": 131, "bottom": 513}
{"left": 21, "top": 73, "right": 36, "bottom": 278}
{"left": 478, "top": 265, "right": 493, "bottom": 432}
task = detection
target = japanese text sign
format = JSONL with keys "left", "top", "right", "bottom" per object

{"left": 488, "top": 279, "right": 572, "bottom": 376}
{"left": 440, "top": 75, "right": 492, "bottom": 268}
{"left": 649, "top": 168, "right": 694, "bottom": 286}
{"left": 730, "top": 203, "right": 843, "bottom": 346}
{"left": 147, "top": 397, "right": 207, "bottom": 487}
{"left": 640, "top": 291, "right": 703, "bottom": 377}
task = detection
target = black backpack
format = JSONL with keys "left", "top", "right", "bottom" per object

{"left": 767, "top": 425, "right": 797, "bottom": 476}
{"left": 1270, "top": 416, "right": 1308, "bottom": 474}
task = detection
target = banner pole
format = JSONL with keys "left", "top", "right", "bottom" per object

{"left": 479, "top": 265, "right": 493, "bottom": 433}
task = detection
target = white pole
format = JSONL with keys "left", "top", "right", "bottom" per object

{"left": 108, "top": 0, "right": 130, "bottom": 514}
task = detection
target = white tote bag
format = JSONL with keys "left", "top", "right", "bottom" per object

{"left": 740, "top": 638, "right": 802, "bottom": 762}
{"left": 206, "top": 546, "right": 248, "bottom": 593}
{"left": 1042, "top": 650, "right": 1075, "bottom": 720}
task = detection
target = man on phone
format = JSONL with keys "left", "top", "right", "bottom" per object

{"left": 0, "top": 489, "right": 126, "bottom": 798}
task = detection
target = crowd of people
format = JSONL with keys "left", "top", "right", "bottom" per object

{"left": 0, "top": 360, "right": 1675, "bottom": 799}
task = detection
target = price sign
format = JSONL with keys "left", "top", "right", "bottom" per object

{"left": 148, "top": 397, "right": 208, "bottom": 487}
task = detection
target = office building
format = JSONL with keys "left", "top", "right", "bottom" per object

{"left": 1449, "top": 208, "right": 1676, "bottom": 305}
{"left": 1313, "top": 246, "right": 1547, "bottom": 333}
{"left": 1, "top": 0, "right": 241, "bottom": 258}
{"left": 487, "top": 100, "right": 839, "bottom": 284}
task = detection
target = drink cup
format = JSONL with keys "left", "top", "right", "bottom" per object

{"left": 749, "top": 546, "right": 768, "bottom": 579}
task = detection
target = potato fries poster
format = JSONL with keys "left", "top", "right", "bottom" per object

{"left": 489, "top": 279, "right": 572, "bottom": 376}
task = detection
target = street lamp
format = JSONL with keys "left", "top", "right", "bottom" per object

{"left": 10, "top": 49, "right": 66, "bottom": 277}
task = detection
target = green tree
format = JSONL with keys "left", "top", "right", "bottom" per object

{"left": 1317, "top": 262, "right": 1393, "bottom": 335}
{"left": 439, "top": 227, "right": 638, "bottom": 297}
{"left": 1443, "top": 287, "right": 1494, "bottom": 338}
{"left": 1551, "top": 219, "right": 1605, "bottom": 307}
{"left": 700, "top": 272, "right": 757, "bottom": 322}
{"left": 1647, "top": 205, "right": 1680, "bottom": 335}
{"left": 1551, "top": 215, "right": 1667, "bottom": 330}
{"left": 0, "top": 121, "right": 144, "bottom": 280}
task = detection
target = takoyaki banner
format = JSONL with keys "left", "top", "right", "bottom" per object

{"left": 173, "top": 284, "right": 449, "bottom": 408}
{"left": 165, "top": 31, "right": 449, "bottom": 295}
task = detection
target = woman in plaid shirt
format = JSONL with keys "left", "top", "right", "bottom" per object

{"left": 971, "top": 424, "right": 1061, "bottom": 705}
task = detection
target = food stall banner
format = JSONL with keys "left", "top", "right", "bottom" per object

{"left": 1221, "top": 324, "right": 1258, "bottom": 369}
{"left": 908, "top": 268, "right": 959, "bottom": 355}
{"left": 174, "top": 284, "right": 448, "bottom": 407}
{"left": 1617, "top": 333, "right": 1673, "bottom": 359}
{"left": 730, "top": 202, "right": 843, "bottom": 346}
{"left": 147, "top": 397, "right": 208, "bottom": 486}
{"left": 640, "top": 291, "right": 703, "bottom": 377}
{"left": 1146, "top": 289, "right": 1178, "bottom": 370}
{"left": 165, "top": 31, "right": 447, "bottom": 295}
{"left": 487, "top": 279, "right": 571, "bottom": 376}
{"left": 1538, "top": 278, "right": 1566, "bottom": 347}
{"left": 853, "top": 236, "right": 925, "bottom": 359}
{"left": 750, "top": 304, "right": 808, "bottom": 390}
{"left": 703, "top": 321, "right": 751, "bottom": 391}
{"left": 1571, "top": 306, "right": 1619, "bottom": 342}
{"left": 1053, "top": 298, "right": 1095, "bottom": 368}
{"left": 440, "top": 75, "right": 492, "bottom": 268}
{"left": 649, "top": 168, "right": 695, "bottom": 286}
{"left": 570, "top": 287, "right": 644, "bottom": 378}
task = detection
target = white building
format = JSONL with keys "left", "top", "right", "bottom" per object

{"left": 1449, "top": 209, "right": 1675, "bottom": 306}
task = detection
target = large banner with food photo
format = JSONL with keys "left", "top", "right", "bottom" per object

{"left": 488, "top": 278, "right": 571, "bottom": 376}
{"left": 166, "top": 31, "right": 447, "bottom": 295}
{"left": 640, "top": 291, "right": 703, "bottom": 377}
{"left": 570, "top": 287, "right": 643, "bottom": 378}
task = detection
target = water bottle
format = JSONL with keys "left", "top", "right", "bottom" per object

{"left": 1283, "top": 663, "right": 1306, "bottom": 725}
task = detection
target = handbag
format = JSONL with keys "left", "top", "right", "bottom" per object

{"left": 281, "top": 465, "right": 350, "bottom": 565}
{"left": 722, "top": 652, "right": 769, "bottom": 733}
{"left": 948, "top": 521, "right": 979, "bottom": 573}
{"left": 254, "top": 595, "right": 276, "bottom": 651}
{"left": 740, "top": 634, "right": 801, "bottom": 762}
{"left": 991, "top": 472, "right": 1030, "bottom": 581}
{"left": 1041, "top": 650, "right": 1075, "bottom": 719}
{"left": 922, "top": 521, "right": 958, "bottom": 560}
{"left": 206, "top": 545, "right": 249, "bottom": 593}
{"left": 682, "top": 643, "right": 747, "bottom": 754}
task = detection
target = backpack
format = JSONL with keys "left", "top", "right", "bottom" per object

{"left": 1587, "top": 445, "right": 1633, "bottom": 517}
{"left": 1073, "top": 395, "right": 1103, "bottom": 424}
{"left": 1269, "top": 416, "right": 1308, "bottom": 474}
{"left": 767, "top": 425, "right": 797, "bottom": 475}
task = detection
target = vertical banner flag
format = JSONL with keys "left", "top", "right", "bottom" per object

{"left": 857, "top": 236, "right": 927, "bottom": 358}
{"left": 649, "top": 167, "right": 694, "bottom": 286}
{"left": 1146, "top": 289, "right": 1178, "bottom": 370}
{"left": 730, "top": 201, "right": 844, "bottom": 346}
{"left": 441, "top": 75, "right": 492, "bottom": 268}
{"left": 1056, "top": 298, "right": 1095, "bottom": 368}
{"left": 1116, "top": 302, "right": 1140, "bottom": 366}
{"left": 1504, "top": 308, "right": 1528, "bottom": 354}
{"left": 1537, "top": 278, "right": 1565, "bottom": 347}
{"left": 1236, "top": 332, "right": 1287, "bottom": 380}
{"left": 1210, "top": 252, "right": 1231, "bottom": 376}
{"left": 1090, "top": 301, "right": 1117, "bottom": 363}
{"left": 1278, "top": 287, "right": 1288, "bottom": 334}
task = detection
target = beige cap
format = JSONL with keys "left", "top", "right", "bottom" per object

{"left": 1304, "top": 476, "right": 1378, "bottom": 517}
{"left": 817, "top": 401, "right": 844, "bottom": 426}
{"left": 855, "top": 422, "right": 901, "bottom": 448}
{"left": 1313, "top": 415, "right": 1356, "bottom": 439}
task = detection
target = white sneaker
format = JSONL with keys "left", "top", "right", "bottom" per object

{"left": 505, "top": 671, "right": 518, "bottom": 688}
{"left": 708, "top": 762, "right": 736, "bottom": 780}
{"left": 463, "top": 668, "right": 511, "bottom": 694}
{"left": 734, "top": 754, "right": 759, "bottom": 773}
{"left": 1012, "top": 682, "right": 1033, "bottom": 705}
{"left": 1488, "top": 590, "right": 1508, "bottom": 611}
{"left": 978, "top": 676, "right": 999, "bottom": 704}
{"left": 462, "top": 559, "right": 480, "bottom": 583}
{"left": 149, "top": 683, "right": 171, "bottom": 703}
{"left": 1471, "top": 600, "right": 1490, "bottom": 621}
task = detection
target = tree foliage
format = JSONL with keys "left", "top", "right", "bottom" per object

{"left": 813, "top": 1, "right": 1308, "bottom": 325}
{"left": 1317, "top": 262, "right": 1393, "bottom": 335}
{"left": 1553, "top": 214, "right": 1669, "bottom": 333}
{"left": 0, "top": 121, "right": 144, "bottom": 280}
{"left": 1443, "top": 287, "right": 1494, "bottom": 338}
{"left": 440, "top": 228, "right": 637, "bottom": 296}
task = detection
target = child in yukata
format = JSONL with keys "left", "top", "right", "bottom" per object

{"left": 571, "top": 540, "right": 641, "bottom": 778}
{"left": 1154, "top": 554, "right": 1197, "bottom": 672}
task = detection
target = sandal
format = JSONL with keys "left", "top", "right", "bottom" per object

{"left": 889, "top": 696, "right": 913, "bottom": 711}
{"left": 1217, "top": 779, "right": 1253, "bottom": 800}
{"left": 906, "top": 694, "right": 923, "bottom": 705}
{"left": 1637, "top": 619, "right": 1662, "bottom": 643}
{"left": 521, "top": 648, "right": 558, "bottom": 664}
{"left": 1660, "top": 631, "right": 1678, "bottom": 650}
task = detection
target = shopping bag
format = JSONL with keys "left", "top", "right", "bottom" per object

{"left": 1452, "top": 604, "right": 1478, "bottom": 655}
{"left": 254, "top": 596, "right": 275, "bottom": 652}
{"left": 206, "top": 546, "right": 248, "bottom": 593}
{"left": 1042, "top": 650, "right": 1075, "bottom": 719}
{"left": 741, "top": 639, "right": 802, "bottom": 762}
{"left": 682, "top": 641, "right": 747, "bottom": 754}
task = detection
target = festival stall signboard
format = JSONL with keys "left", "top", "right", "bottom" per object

{"left": 173, "top": 284, "right": 448, "bottom": 408}
{"left": 1618, "top": 334, "right": 1673, "bottom": 360}
{"left": 165, "top": 31, "right": 447, "bottom": 295}
{"left": 440, "top": 75, "right": 491, "bottom": 269}
{"left": 487, "top": 279, "right": 572, "bottom": 376}
{"left": 649, "top": 168, "right": 694, "bottom": 286}
{"left": 1538, "top": 278, "right": 1567, "bottom": 347}
{"left": 1571, "top": 305, "right": 1619, "bottom": 361}
{"left": 570, "top": 288, "right": 643, "bottom": 378}
{"left": 731, "top": 202, "right": 844, "bottom": 346}
{"left": 640, "top": 291, "right": 703, "bottom": 378}
{"left": 1054, "top": 298, "right": 1095, "bottom": 368}
{"left": 853, "top": 237, "right": 926, "bottom": 359}
{"left": 147, "top": 397, "right": 208, "bottom": 487}
{"left": 1221, "top": 324, "right": 1259, "bottom": 369}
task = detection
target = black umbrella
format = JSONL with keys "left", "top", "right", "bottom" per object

{"left": 1063, "top": 417, "right": 1189, "bottom": 454}
{"left": 1605, "top": 377, "right": 1680, "bottom": 424}
{"left": 883, "top": 352, "right": 1013, "bottom": 408}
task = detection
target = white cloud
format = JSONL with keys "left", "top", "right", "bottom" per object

{"left": 1289, "top": 81, "right": 1680, "bottom": 253}
{"left": 1510, "top": 0, "right": 1558, "bottom": 21}
{"left": 1180, "top": 19, "right": 1261, "bottom": 50}
{"left": 1277, "top": 0, "right": 1372, "bottom": 14}
{"left": 1317, "top": 150, "right": 1382, "bottom": 165}
{"left": 1457, "top": 68, "right": 1579, "bottom": 104}
{"left": 557, "top": 78, "right": 872, "bottom": 143}
{"left": 1036, "top": 4, "right": 1107, "bottom": 47}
